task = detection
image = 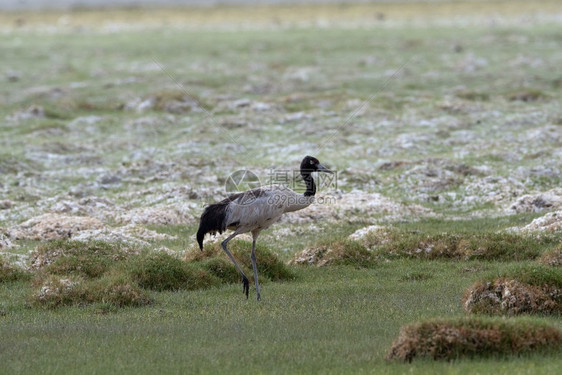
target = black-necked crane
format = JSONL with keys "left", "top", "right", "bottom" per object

{"left": 196, "top": 155, "right": 332, "bottom": 301}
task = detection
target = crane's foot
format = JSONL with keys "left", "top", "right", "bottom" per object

{"left": 242, "top": 275, "right": 249, "bottom": 299}
{"left": 256, "top": 292, "right": 261, "bottom": 302}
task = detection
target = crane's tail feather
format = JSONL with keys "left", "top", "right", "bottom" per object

{"left": 196, "top": 201, "right": 229, "bottom": 250}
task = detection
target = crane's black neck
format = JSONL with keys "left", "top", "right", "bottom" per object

{"left": 301, "top": 171, "right": 316, "bottom": 197}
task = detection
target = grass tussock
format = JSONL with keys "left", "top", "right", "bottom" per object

{"left": 456, "top": 90, "right": 490, "bottom": 101}
{"left": 27, "top": 241, "right": 153, "bottom": 308}
{"left": 133, "top": 89, "right": 209, "bottom": 114}
{"left": 27, "top": 239, "right": 292, "bottom": 308}
{"left": 373, "top": 231, "right": 552, "bottom": 261}
{"left": 186, "top": 239, "right": 295, "bottom": 281}
{"left": 0, "top": 153, "right": 42, "bottom": 175}
{"left": 508, "top": 89, "right": 548, "bottom": 102}
{"left": 497, "top": 264, "right": 562, "bottom": 288}
{"left": 539, "top": 243, "right": 562, "bottom": 267}
{"left": 291, "top": 229, "right": 558, "bottom": 267}
{"left": 387, "top": 317, "right": 562, "bottom": 362}
{"left": 30, "top": 240, "right": 134, "bottom": 277}
{"left": 27, "top": 241, "right": 203, "bottom": 308}
{"left": 200, "top": 258, "right": 240, "bottom": 284}
{"left": 88, "top": 272, "right": 152, "bottom": 308}
{"left": 463, "top": 265, "right": 562, "bottom": 315}
{"left": 30, "top": 275, "right": 84, "bottom": 308}
{"left": 127, "top": 252, "right": 220, "bottom": 291}
{"left": 30, "top": 274, "right": 151, "bottom": 309}
{"left": 0, "top": 255, "right": 30, "bottom": 282}
{"left": 289, "top": 240, "right": 376, "bottom": 268}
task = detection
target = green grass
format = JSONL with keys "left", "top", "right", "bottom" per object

{"left": 2, "top": 221, "right": 562, "bottom": 371}
{"left": 2, "top": 0, "right": 562, "bottom": 373}
{"left": 2, "top": 262, "right": 562, "bottom": 374}
{"left": 3, "top": 221, "right": 562, "bottom": 372}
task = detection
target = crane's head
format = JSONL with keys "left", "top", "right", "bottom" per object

{"left": 300, "top": 155, "right": 333, "bottom": 175}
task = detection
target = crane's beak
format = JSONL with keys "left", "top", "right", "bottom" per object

{"left": 317, "top": 163, "right": 333, "bottom": 174}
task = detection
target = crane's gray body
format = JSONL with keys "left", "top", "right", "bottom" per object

{"left": 196, "top": 156, "right": 332, "bottom": 300}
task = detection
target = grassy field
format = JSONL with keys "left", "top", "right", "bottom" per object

{"left": 2, "top": 247, "right": 562, "bottom": 374}
{"left": 1, "top": 0, "right": 562, "bottom": 374}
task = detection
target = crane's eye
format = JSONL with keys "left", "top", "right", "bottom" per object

{"left": 309, "top": 160, "right": 314, "bottom": 165}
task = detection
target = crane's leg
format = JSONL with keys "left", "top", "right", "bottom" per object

{"left": 250, "top": 235, "right": 261, "bottom": 301}
{"left": 221, "top": 231, "right": 249, "bottom": 298}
